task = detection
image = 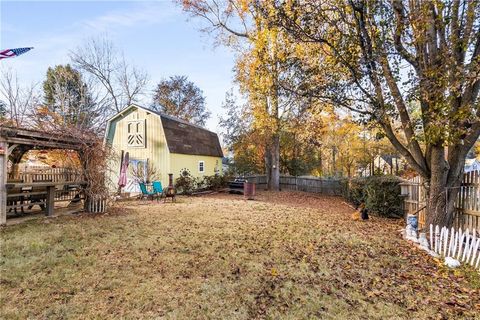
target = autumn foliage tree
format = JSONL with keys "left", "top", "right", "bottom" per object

{"left": 279, "top": 106, "right": 391, "bottom": 178}
{"left": 152, "top": 75, "right": 211, "bottom": 127}
{"left": 181, "top": 0, "right": 314, "bottom": 190}
{"left": 219, "top": 90, "right": 265, "bottom": 174}
{"left": 274, "top": 0, "right": 480, "bottom": 227}
{"left": 220, "top": 89, "right": 381, "bottom": 178}
{"left": 182, "top": 0, "right": 480, "bottom": 227}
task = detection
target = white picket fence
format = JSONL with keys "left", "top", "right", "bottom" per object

{"left": 85, "top": 196, "right": 109, "bottom": 213}
{"left": 428, "top": 224, "right": 480, "bottom": 271}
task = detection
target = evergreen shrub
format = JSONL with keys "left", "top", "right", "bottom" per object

{"left": 346, "top": 175, "right": 403, "bottom": 218}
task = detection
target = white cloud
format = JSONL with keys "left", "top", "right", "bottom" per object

{"left": 1, "top": 1, "right": 237, "bottom": 132}
{"left": 2, "top": 2, "right": 181, "bottom": 83}
{"left": 81, "top": 2, "right": 179, "bottom": 32}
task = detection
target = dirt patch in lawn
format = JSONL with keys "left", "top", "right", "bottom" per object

{"left": 1, "top": 191, "right": 479, "bottom": 319}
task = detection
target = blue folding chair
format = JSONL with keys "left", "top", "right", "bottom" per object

{"left": 139, "top": 183, "right": 156, "bottom": 201}
{"left": 152, "top": 181, "right": 164, "bottom": 200}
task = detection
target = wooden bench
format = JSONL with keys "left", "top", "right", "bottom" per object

{"left": 6, "top": 185, "right": 48, "bottom": 213}
{"left": 6, "top": 179, "right": 25, "bottom": 214}
{"left": 5, "top": 181, "right": 84, "bottom": 216}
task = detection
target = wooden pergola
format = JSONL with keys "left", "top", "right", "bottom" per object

{"left": 0, "top": 126, "right": 89, "bottom": 225}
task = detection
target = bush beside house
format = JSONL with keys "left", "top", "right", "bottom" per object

{"left": 175, "top": 172, "right": 231, "bottom": 195}
{"left": 346, "top": 175, "right": 403, "bottom": 218}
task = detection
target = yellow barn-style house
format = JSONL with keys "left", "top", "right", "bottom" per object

{"left": 105, "top": 104, "right": 223, "bottom": 193}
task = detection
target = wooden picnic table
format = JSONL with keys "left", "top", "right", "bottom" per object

{"left": 5, "top": 181, "right": 86, "bottom": 216}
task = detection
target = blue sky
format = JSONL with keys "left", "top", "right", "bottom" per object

{"left": 0, "top": 1, "right": 238, "bottom": 132}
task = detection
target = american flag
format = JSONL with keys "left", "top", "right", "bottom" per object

{"left": 0, "top": 47, "right": 33, "bottom": 60}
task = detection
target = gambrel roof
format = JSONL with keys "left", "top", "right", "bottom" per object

{"left": 106, "top": 104, "right": 223, "bottom": 158}
{"left": 159, "top": 113, "right": 223, "bottom": 157}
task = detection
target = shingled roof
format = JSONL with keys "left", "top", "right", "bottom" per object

{"left": 159, "top": 113, "right": 223, "bottom": 157}
{"left": 107, "top": 105, "right": 223, "bottom": 157}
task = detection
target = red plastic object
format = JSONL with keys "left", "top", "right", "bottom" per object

{"left": 244, "top": 182, "right": 256, "bottom": 200}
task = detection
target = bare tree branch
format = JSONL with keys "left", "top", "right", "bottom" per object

{"left": 0, "top": 67, "right": 40, "bottom": 127}
{"left": 70, "top": 36, "right": 149, "bottom": 113}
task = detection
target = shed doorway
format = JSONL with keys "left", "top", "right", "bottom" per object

{"left": 124, "top": 159, "right": 147, "bottom": 193}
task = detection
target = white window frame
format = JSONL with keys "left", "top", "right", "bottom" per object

{"left": 198, "top": 161, "right": 205, "bottom": 173}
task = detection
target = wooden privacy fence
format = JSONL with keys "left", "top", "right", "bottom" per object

{"left": 401, "top": 171, "right": 480, "bottom": 231}
{"left": 245, "top": 175, "right": 344, "bottom": 195}
{"left": 401, "top": 176, "right": 427, "bottom": 228}
{"left": 9, "top": 167, "right": 84, "bottom": 204}
{"left": 16, "top": 167, "right": 81, "bottom": 183}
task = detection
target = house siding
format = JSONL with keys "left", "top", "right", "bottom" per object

{"left": 106, "top": 105, "right": 223, "bottom": 191}
{"left": 106, "top": 107, "right": 171, "bottom": 189}
{"left": 170, "top": 153, "right": 222, "bottom": 181}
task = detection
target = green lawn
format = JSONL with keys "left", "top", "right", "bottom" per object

{"left": 1, "top": 192, "right": 479, "bottom": 319}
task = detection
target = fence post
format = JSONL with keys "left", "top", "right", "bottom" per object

{"left": 45, "top": 185, "right": 55, "bottom": 216}
{"left": 0, "top": 140, "right": 7, "bottom": 225}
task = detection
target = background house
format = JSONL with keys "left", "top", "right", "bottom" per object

{"left": 221, "top": 157, "right": 231, "bottom": 174}
{"left": 465, "top": 158, "right": 480, "bottom": 173}
{"left": 360, "top": 154, "right": 406, "bottom": 177}
{"left": 105, "top": 105, "right": 223, "bottom": 193}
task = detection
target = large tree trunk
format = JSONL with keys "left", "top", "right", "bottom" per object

{"left": 267, "top": 82, "right": 281, "bottom": 191}
{"left": 270, "top": 133, "right": 280, "bottom": 191}
{"left": 425, "top": 146, "right": 465, "bottom": 228}
{"left": 265, "top": 143, "right": 272, "bottom": 190}
{"left": 425, "top": 176, "right": 463, "bottom": 228}
{"left": 318, "top": 149, "right": 323, "bottom": 175}
{"left": 332, "top": 147, "right": 337, "bottom": 176}
{"left": 264, "top": 136, "right": 280, "bottom": 191}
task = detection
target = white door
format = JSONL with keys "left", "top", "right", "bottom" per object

{"left": 125, "top": 159, "right": 147, "bottom": 193}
